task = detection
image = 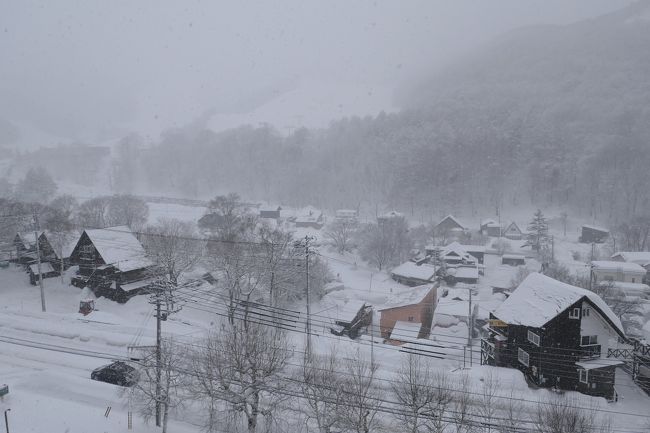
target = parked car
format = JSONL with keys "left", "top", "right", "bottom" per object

{"left": 91, "top": 361, "right": 139, "bottom": 387}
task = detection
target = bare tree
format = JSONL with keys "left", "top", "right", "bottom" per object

{"left": 534, "top": 395, "right": 610, "bottom": 433}
{"left": 76, "top": 196, "right": 110, "bottom": 228}
{"left": 475, "top": 371, "right": 498, "bottom": 433}
{"left": 106, "top": 194, "right": 149, "bottom": 230}
{"left": 301, "top": 351, "right": 346, "bottom": 433}
{"left": 589, "top": 280, "right": 642, "bottom": 321}
{"left": 451, "top": 374, "right": 475, "bottom": 433}
{"left": 325, "top": 219, "right": 357, "bottom": 254}
{"left": 127, "top": 337, "right": 185, "bottom": 433}
{"left": 390, "top": 354, "right": 437, "bottom": 433}
{"left": 500, "top": 388, "right": 524, "bottom": 433}
{"left": 340, "top": 351, "right": 382, "bottom": 433}
{"left": 189, "top": 319, "right": 292, "bottom": 433}
{"left": 143, "top": 218, "right": 204, "bottom": 285}
{"left": 14, "top": 167, "right": 57, "bottom": 204}
{"left": 427, "top": 371, "right": 453, "bottom": 433}
{"left": 358, "top": 219, "right": 413, "bottom": 270}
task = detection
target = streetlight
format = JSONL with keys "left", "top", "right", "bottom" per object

{"left": 4, "top": 408, "right": 10, "bottom": 433}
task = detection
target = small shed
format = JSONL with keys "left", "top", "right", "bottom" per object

{"left": 459, "top": 244, "right": 486, "bottom": 265}
{"left": 502, "top": 254, "right": 526, "bottom": 266}
{"left": 335, "top": 209, "right": 358, "bottom": 222}
{"left": 390, "top": 262, "right": 437, "bottom": 287}
{"left": 448, "top": 266, "right": 479, "bottom": 284}
{"left": 295, "top": 210, "right": 324, "bottom": 229}
{"left": 579, "top": 225, "right": 609, "bottom": 244}
{"left": 503, "top": 222, "right": 523, "bottom": 240}
{"left": 259, "top": 206, "right": 282, "bottom": 219}
{"left": 591, "top": 261, "right": 646, "bottom": 284}
{"left": 28, "top": 262, "right": 59, "bottom": 285}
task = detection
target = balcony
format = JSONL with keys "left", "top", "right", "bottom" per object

{"left": 579, "top": 344, "right": 601, "bottom": 360}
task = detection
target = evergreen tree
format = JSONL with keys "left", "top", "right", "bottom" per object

{"left": 526, "top": 209, "right": 550, "bottom": 252}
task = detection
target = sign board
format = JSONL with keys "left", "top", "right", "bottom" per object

{"left": 489, "top": 319, "right": 508, "bottom": 328}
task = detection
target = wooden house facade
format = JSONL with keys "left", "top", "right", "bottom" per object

{"left": 579, "top": 225, "right": 609, "bottom": 243}
{"left": 483, "top": 273, "right": 626, "bottom": 401}
{"left": 69, "top": 226, "right": 155, "bottom": 302}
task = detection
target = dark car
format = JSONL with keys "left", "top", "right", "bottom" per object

{"left": 91, "top": 361, "right": 139, "bottom": 387}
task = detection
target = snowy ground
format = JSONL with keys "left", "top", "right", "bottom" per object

{"left": 1, "top": 205, "right": 650, "bottom": 432}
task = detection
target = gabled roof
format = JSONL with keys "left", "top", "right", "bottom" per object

{"left": 16, "top": 231, "right": 43, "bottom": 249}
{"left": 504, "top": 221, "right": 522, "bottom": 234}
{"left": 390, "top": 262, "right": 437, "bottom": 281}
{"left": 481, "top": 219, "right": 498, "bottom": 227}
{"left": 611, "top": 251, "right": 650, "bottom": 266}
{"left": 379, "top": 284, "right": 437, "bottom": 311}
{"left": 492, "top": 273, "right": 625, "bottom": 337}
{"left": 582, "top": 224, "right": 609, "bottom": 233}
{"left": 436, "top": 215, "right": 466, "bottom": 230}
{"left": 441, "top": 242, "right": 474, "bottom": 262}
{"left": 82, "top": 226, "right": 153, "bottom": 272}
{"left": 41, "top": 231, "right": 80, "bottom": 259}
{"left": 29, "top": 262, "right": 56, "bottom": 275}
{"left": 591, "top": 261, "right": 646, "bottom": 274}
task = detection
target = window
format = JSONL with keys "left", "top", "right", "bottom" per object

{"left": 408, "top": 316, "right": 414, "bottom": 322}
{"left": 518, "top": 348, "right": 530, "bottom": 367}
{"left": 527, "top": 330, "right": 540, "bottom": 346}
{"left": 569, "top": 308, "right": 580, "bottom": 319}
{"left": 579, "top": 369, "right": 588, "bottom": 384}
{"left": 583, "top": 308, "right": 590, "bottom": 317}
{"left": 632, "top": 278, "right": 636, "bottom": 283}
{"left": 581, "top": 335, "right": 598, "bottom": 346}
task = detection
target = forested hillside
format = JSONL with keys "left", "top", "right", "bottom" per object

{"left": 123, "top": 1, "right": 650, "bottom": 223}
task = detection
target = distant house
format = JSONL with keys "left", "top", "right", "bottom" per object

{"left": 435, "top": 215, "right": 467, "bottom": 233}
{"left": 260, "top": 206, "right": 282, "bottom": 219}
{"left": 579, "top": 225, "right": 609, "bottom": 244}
{"left": 611, "top": 252, "right": 650, "bottom": 279}
{"left": 427, "top": 242, "right": 476, "bottom": 266}
{"left": 377, "top": 211, "right": 405, "bottom": 225}
{"left": 484, "top": 273, "right": 626, "bottom": 401}
{"left": 459, "top": 244, "right": 485, "bottom": 265}
{"left": 69, "top": 226, "right": 156, "bottom": 302}
{"left": 335, "top": 209, "right": 358, "bottom": 223}
{"left": 480, "top": 219, "right": 502, "bottom": 237}
{"left": 502, "top": 254, "right": 526, "bottom": 266}
{"left": 38, "top": 231, "right": 80, "bottom": 271}
{"left": 434, "top": 287, "right": 479, "bottom": 328}
{"left": 591, "top": 261, "right": 646, "bottom": 284}
{"left": 379, "top": 284, "right": 438, "bottom": 343}
{"left": 295, "top": 210, "right": 324, "bottom": 229}
{"left": 28, "top": 262, "right": 59, "bottom": 285}
{"left": 447, "top": 266, "right": 479, "bottom": 284}
{"left": 503, "top": 222, "right": 523, "bottom": 240}
{"left": 390, "top": 262, "right": 437, "bottom": 286}
{"left": 13, "top": 231, "right": 42, "bottom": 265}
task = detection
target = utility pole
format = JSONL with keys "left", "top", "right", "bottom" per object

{"left": 33, "top": 211, "right": 45, "bottom": 312}
{"left": 4, "top": 408, "right": 10, "bottom": 433}
{"left": 155, "top": 295, "right": 162, "bottom": 427}
{"left": 468, "top": 288, "right": 473, "bottom": 367}
{"left": 304, "top": 236, "right": 313, "bottom": 358}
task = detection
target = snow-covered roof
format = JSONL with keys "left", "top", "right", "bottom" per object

{"left": 390, "top": 321, "right": 422, "bottom": 342}
{"left": 17, "top": 231, "right": 42, "bottom": 249}
{"left": 504, "top": 221, "right": 522, "bottom": 233}
{"left": 380, "top": 284, "right": 437, "bottom": 310}
{"left": 492, "top": 273, "right": 625, "bottom": 336}
{"left": 440, "top": 242, "right": 475, "bottom": 261}
{"left": 118, "top": 278, "right": 157, "bottom": 292}
{"left": 43, "top": 231, "right": 80, "bottom": 259}
{"left": 450, "top": 267, "right": 479, "bottom": 280}
{"left": 582, "top": 224, "right": 609, "bottom": 233}
{"left": 390, "top": 262, "right": 436, "bottom": 281}
{"left": 575, "top": 359, "right": 623, "bottom": 371}
{"left": 378, "top": 210, "right": 404, "bottom": 219}
{"left": 437, "top": 214, "right": 466, "bottom": 230}
{"left": 29, "top": 262, "right": 55, "bottom": 275}
{"left": 84, "top": 226, "right": 153, "bottom": 273}
{"left": 591, "top": 261, "right": 646, "bottom": 274}
{"left": 502, "top": 254, "right": 526, "bottom": 260}
{"left": 599, "top": 281, "right": 650, "bottom": 296}
{"left": 481, "top": 219, "right": 498, "bottom": 226}
{"left": 611, "top": 252, "right": 650, "bottom": 266}
{"left": 458, "top": 244, "right": 486, "bottom": 254}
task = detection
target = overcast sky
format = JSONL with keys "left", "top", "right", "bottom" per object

{"left": 0, "top": 0, "right": 633, "bottom": 145}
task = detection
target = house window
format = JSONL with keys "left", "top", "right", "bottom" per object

{"left": 569, "top": 308, "right": 580, "bottom": 319}
{"left": 581, "top": 335, "right": 598, "bottom": 346}
{"left": 583, "top": 308, "right": 590, "bottom": 317}
{"left": 518, "top": 348, "right": 530, "bottom": 367}
{"left": 408, "top": 316, "right": 414, "bottom": 322}
{"left": 527, "top": 330, "right": 540, "bottom": 346}
{"left": 632, "top": 278, "right": 636, "bottom": 283}
{"left": 579, "top": 369, "right": 588, "bottom": 384}
{"left": 80, "top": 245, "right": 94, "bottom": 255}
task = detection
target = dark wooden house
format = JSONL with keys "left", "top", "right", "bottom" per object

{"left": 480, "top": 219, "right": 502, "bottom": 237}
{"left": 69, "top": 226, "right": 155, "bottom": 302}
{"left": 435, "top": 215, "right": 467, "bottom": 233}
{"left": 38, "top": 231, "right": 80, "bottom": 272}
{"left": 259, "top": 206, "right": 281, "bottom": 219}
{"left": 579, "top": 225, "right": 609, "bottom": 244}
{"left": 13, "top": 231, "right": 41, "bottom": 265}
{"left": 483, "top": 273, "right": 626, "bottom": 401}
{"left": 28, "top": 262, "right": 59, "bottom": 285}
{"left": 503, "top": 222, "right": 523, "bottom": 240}
{"left": 501, "top": 254, "right": 526, "bottom": 266}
